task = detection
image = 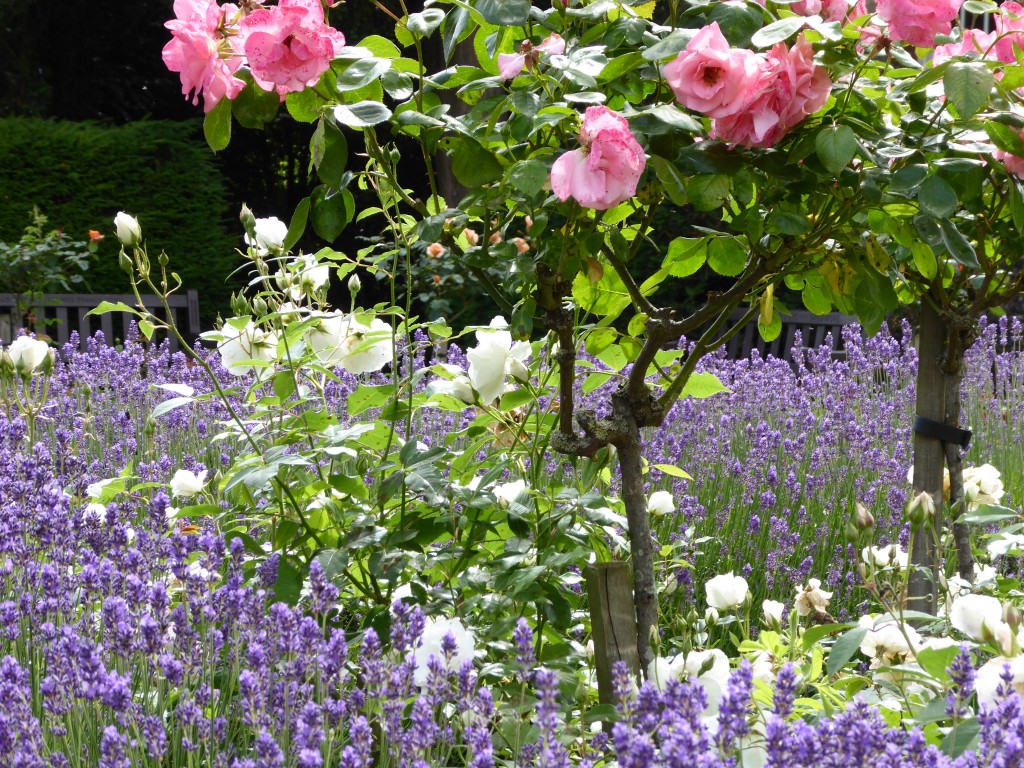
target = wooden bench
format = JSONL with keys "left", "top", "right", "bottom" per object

{"left": 0, "top": 290, "right": 200, "bottom": 352}
{"left": 720, "top": 308, "right": 858, "bottom": 362}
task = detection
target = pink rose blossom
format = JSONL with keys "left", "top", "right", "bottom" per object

{"left": 791, "top": 0, "right": 823, "bottom": 15}
{"left": 995, "top": 2, "right": 1024, "bottom": 63}
{"left": 663, "top": 23, "right": 762, "bottom": 119}
{"left": 712, "top": 37, "right": 832, "bottom": 149}
{"left": 499, "top": 34, "right": 566, "bottom": 81}
{"left": 162, "top": 0, "right": 246, "bottom": 112}
{"left": 239, "top": 0, "right": 346, "bottom": 95}
{"left": 550, "top": 106, "right": 646, "bottom": 210}
{"left": 876, "top": 0, "right": 962, "bottom": 49}
{"left": 994, "top": 128, "right": 1024, "bottom": 179}
{"left": 933, "top": 29, "right": 997, "bottom": 67}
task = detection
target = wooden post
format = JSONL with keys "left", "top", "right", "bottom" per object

{"left": 909, "top": 301, "right": 946, "bottom": 614}
{"left": 586, "top": 562, "right": 641, "bottom": 705}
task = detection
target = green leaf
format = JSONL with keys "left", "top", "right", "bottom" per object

{"left": 442, "top": 6, "right": 472, "bottom": 63}
{"left": 750, "top": 16, "right": 806, "bottom": 48}
{"left": 152, "top": 396, "right": 195, "bottom": 419}
{"left": 650, "top": 155, "right": 689, "bottom": 206}
{"left": 686, "top": 174, "right": 730, "bottom": 211}
{"left": 446, "top": 137, "right": 503, "bottom": 188}
{"left": 938, "top": 219, "right": 980, "bottom": 269}
{"left": 203, "top": 98, "right": 232, "bottom": 152}
{"left": 507, "top": 158, "right": 550, "bottom": 195}
{"left": 679, "top": 372, "right": 729, "bottom": 399}
{"left": 652, "top": 463, "right": 693, "bottom": 479}
{"left": 499, "top": 388, "right": 533, "bottom": 411}
{"left": 284, "top": 197, "right": 310, "bottom": 252}
{"left": 827, "top": 627, "right": 868, "bottom": 677}
{"left": 941, "top": 718, "right": 980, "bottom": 758}
{"left": 944, "top": 62, "right": 993, "bottom": 119}
{"left": 984, "top": 121, "right": 1024, "bottom": 156}
{"left": 643, "top": 29, "right": 696, "bottom": 61}
{"left": 311, "top": 119, "right": 348, "bottom": 188}
{"left": 664, "top": 237, "right": 707, "bottom": 278}
{"left": 890, "top": 165, "right": 928, "bottom": 193}
{"left": 918, "top": 175, "right": 958, "bottom": 218}
{"left": 335, "top": 58, "right": 391, "bottom": 92}
{"left": 768, "top": 211, "right": 812, "bottom": 235}
{"left": 707, "top": 236, "right": 746, "bottom": 277}
{"left": 815, "top": 125, "right": 858, "bottom": 175}
{"left": 911, "top": 242, "right": 938, "bottom": 281}
{"left": 758, "top": 309, "right": 782, "bottom": 342}
{"left": 310, "top": 187, "right": 354, "bottom": 243}
{"left": 286, "top": 88, "right": 324, "bottom": 123}
{"left": 232, "top": 77, "right": 280, "bottom": 129}
{"left": 916, "top": 645, "right": 959, "bottom": 682}
{"left": 802, "top": 283, "right": 833, "bottom": 315}
{"left": 959, "top": 503, "right": 1021, "bottom": 524}
{"left": 708, "top": 0, "right": 765, "bottom": 47}
{"left": 138, "top": 319, "right": 154, "bottom": 340}
{"left": 474, "top": 0, "right": 530, "bottom": 25}
{"left": 272, "top": 557, "right": 303, "bottom": 605}
{"left": 333, "top": 101, "right": 393, "bottom": 128}
{"left": 87, "top": 301, "right": 141, "bottom": 317}
{"left": 347, "top": 384, "right": 393, "bottom": 416}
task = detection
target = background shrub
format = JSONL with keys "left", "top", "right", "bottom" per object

{"left": 0, "top": 118, "right": 240, "bottom": 322}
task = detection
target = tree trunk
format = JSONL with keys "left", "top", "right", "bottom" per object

{"left": 909, "top": 301, "right": 945, "bottom": 614}
{"left": 616, "top": 418, "right": 658, "bottom": 674}
{"left": 942, "top": 332, "right": 975, "bottom": 582}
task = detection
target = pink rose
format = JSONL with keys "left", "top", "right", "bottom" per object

{"left": 933, "top": 29, "right": 997, "bottom": 67}
{"left": 162, "top": 0, "right": 246, "bottom": 112}
{"left": 664, "top": 23, "right": 762, "bottom": 119}
{"left": 499, "top": 34, "right": 566, "bottom": 81}
{"left": 876, "top": 0, "right": 963, "bottom": 49}
{"left": 994, "top": 128, "right": 1024, "bottom": 179}
{"left": 550, "top": 106, "right": 646, "bottom": 210}
{"left": 995, "top": 2, "right": 1024, "bottom": 64}
{"left": 791, "top": 0, "right": 823, "bottom": 15}
{"left": 239, "top": 0, "right": 346, "bottom": 95}
{"left": 712, "top": 37, "right": 831, "bottom": 149}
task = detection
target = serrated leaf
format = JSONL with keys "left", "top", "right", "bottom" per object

{"left": 310, "top": 187, "right": 354, "bottom": 243}
{"left": 816, "top": 125, "right": 858, "bottom": 175}
{"left": 335, "top": 58, "right": 391, "bottom": 92}
{"left": 284, "top": 197, "right": 310, "bottom": 252}
{"left": 650, "top": 155, "right": 689, "bottom": 206}
{"left": 87, "top": 301, "right": 141, "bottom": 317}
{"left": 406, "top": 8, "right": 445, "bottom": 38}
{"left": 333, "top": 101, "right": 393, "bottom": 128}
{"left": 686, "top": 174, "right": 730, "bottom": 211}
{"left": 474, "top": 0, "right": 530, "bottom": 25}
{"left": 680, "top": 372, "right": 729, "bottom": 399}
{"left": 944, "top": 62, "right": 993, "bottom": 119}
{"left": 664, "top": 237, "right": 707, "bottom": 278}
{"left": 507, "top": 158, "right": 550, "bottom": 195}
{"left": 750, "top": 17, "right": 806, "bottom": 48}
{"left": 707, "top": 236, "right": 746, "bottom": 277}
{"left": 203, "top": 98, "right": 232, "bottom": 152}
{"left": 445, "top": 137, "right": 503, "bottom": 188}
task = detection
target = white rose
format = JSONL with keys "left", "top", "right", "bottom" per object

{"left": 218, "top": 318, "right": 279, "bottom": 377}
{"left": 427, "top": 373, "right": 475, "bottom": 405}
{"left": 794, "top": 578, "right": 833, "bottom": 617}
{"left": 963, "top": 464, "right": 1004, "bottom": 507}
{"left": 647, "top": 654, "right": 686, "bottom": 692}
{"left": 83, "top": 502, "right": 107, "bottom": 525}
{"left": 988, "top": 533, "right": 1024, "bottom": 557}
{"left": 858, "top": 614, "right": 920, "bottom": 663}
{"left": 113, "top": 212, "right": 141, "bottom": 246}
{"left": 245, "top": 216, "right": 288, "bottom": 255}
{"left": 949, "top": 594, "right": 1006, "bottom": 643}
{"left": 647, "top": 490, "right": 676, "bottom": 517}
{"left": 976, "top": 655, "right": 1024, "bottom": 708}
{"left": 169, "top": 469, "right": 207, "bottom": 499}
{"left": 762, "top": 599, "right": 786, "bottom": 626}
{"left": 682, "top": 648, "right": 731, "bottom": 714}
{"left": 7, "top": 336, "right": 50, "bottom": 375}
{"left": 411, "top": 616, "right": 475, "bottom": 686}
{"left": 291, "top": 254, "right": 330, "bottom": 294}
{"left": 466, "top": 317, "right": 531, "bottom": 405}
{"left": 705, "top": 572, "right": 750, "bottom": 611}
{"left": 307, "top": 312, "right": 393, "bottom": 375}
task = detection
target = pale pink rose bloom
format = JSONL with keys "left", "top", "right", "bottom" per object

{"left": 712, "top": 36, "right": 831, "bottom": 149}
{"left": 550, "top": 106, "right": 646, "bottom": 210}
{"left": 876, "top": 0, "right": 962, "bottom": 49}
{"left": 933, "top": 29, "right": 997, "bottom": 67}
{"left": 240, "top": 0, "right": 346, "bottom": 95}
{"left": 994, "top": 128, "right": 1024, "bottom": 179}
{"left": 499, "top": 34, "right": 566, "bottom": 81}
{"left": 162, "top": 0, "right": 246, "bottom": 112}
{"left": 995, "top": 2, "right": 1024, "bottom": 63}
{"left": 791, "top": 0, "right": 823, "bottom": 15}
{"left": 663, "top": 22, "right": 762, "bottom": 119}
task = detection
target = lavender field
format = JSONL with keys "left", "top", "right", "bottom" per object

{"left": 3, "top": 314, "right": 1024, "bottom": 765}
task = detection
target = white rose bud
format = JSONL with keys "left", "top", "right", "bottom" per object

{"left": 705, "top": 572, "right": 750, "bottom": 611}
{"left": 762, "top": 599, "right": 786, "bottom": 627}
{"left": 7, "top": 336, "right": 50, "bottom": 375}
{"left": 114, "top": 212, "right": 142, "bottom": 246}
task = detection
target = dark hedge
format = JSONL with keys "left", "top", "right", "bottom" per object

{"left": 0, "top": 118, "right": 242, "bottom": 323}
